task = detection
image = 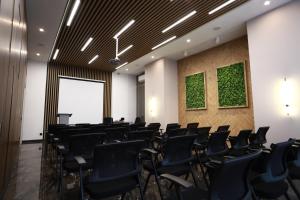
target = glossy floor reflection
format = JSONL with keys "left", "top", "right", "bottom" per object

{"left": 3, "top": 143, "right": 300, "bottom": 200}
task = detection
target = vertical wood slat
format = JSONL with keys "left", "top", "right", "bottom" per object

{"left": 43, "top": 63, "right": 112, "bottom": 131}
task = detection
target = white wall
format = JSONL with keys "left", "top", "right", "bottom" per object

{"left": 21, "top": 60, "right": 47, "bottom": 141}
{"left": 145, "top": 58, "right": 178, "bottom": 129}
{"left": 247, "top": 1, "right": 300, "bottom": 145}
{"left": 112, "top": 72, "right": 137, "bottom": 123}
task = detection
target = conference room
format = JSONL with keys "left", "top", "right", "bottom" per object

{"left": 0, "top": 0, "right": 300, "bottom": 199}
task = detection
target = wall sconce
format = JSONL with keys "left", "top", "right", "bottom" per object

{"left": 281, "top": 77, "right": 292, "bottom": 116}
{"left": 149, "top": 97, "right": 158, "bottom": 117}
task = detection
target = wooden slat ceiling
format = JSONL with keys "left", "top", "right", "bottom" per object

{"left": 50, "top": 0, "right": 249, "bottom": 71}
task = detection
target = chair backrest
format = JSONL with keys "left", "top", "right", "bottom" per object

{"left": 160, "top": 135, "right": 197, "bottom": 167}
{"left": 127, "top": 130, "right": 154, "bottom": 147}
{"left": 167, "top": 128, "right": 187, "bottom": 137}
{"left": 166, "top": 123, "right": 181, "bottom": 133}
{"left": 186, "top": 122, "right": 199, "bottom": 129}
{"left": 232, "top": 129, "right": 252, "bottom": 149}
{"left": 90, "top": 140, "right": 145, "bottom": 181}
{"left": 267, "top": 140, "right": 292, "bottom": 179}
{"left": 58, "top": 128, "right": 92, "bottom": 146}
{"left": 69, "top": 133, "right": 106, "bottom": 156}
{"left": 135, "top": 117, "right": 142, "bottom": 124}
{"left": 210, "top": 150, "right": 262, "bottom": 199}
{"left": 103, "top": 117, "right": 113, "bottom": 125}
{"left": 196, "top": 127, "right": 211, "bottom": 144}
{"left": 147, "top": 123, "right": 161, "bottom": 131}
{"left": 206, "top": 131, "right": 230, "bottom": 157}
{"left": 105, "top": 127, "right": 127, "bottom": 142}
{"left": 217, "top": 125, "right": 230, "bottom": 132}
{"left": 255, "top": 126, "right": 270, "bottom": 145}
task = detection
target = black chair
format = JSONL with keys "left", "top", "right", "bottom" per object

{"left": 229, "top": 129, "right": 252, "bottom": 155}
{"left": 76, "top": 140, "right": 145, "bottom": 200}
{"left": 249, "top": 126, "right": 270, "bottom": 148}
{"left": 57, "top": 133, "right": 106, "bottom": 195}
{"left": 147, "top": 123, "right": 161, "bottom": 132}
{"left": 194, "top": 127, "right": 211, "bottom": 150}
{"left": 104, "top": 127, "right": 127, "bottom": 142}
{"left": 135, "top": 117, "right": 142, "bottom": 124}
{"left": 166, "top": 123, "right": 181, "bottom": 133}
{"left": 127, "top": 130, "right": 154, "bottom": 148}
{"left": 206, "top": 131, "right": 230, "bottom": 158}
{"left": 216, "top": 125, "right": 230, "bottom": 132}
{"left": 287, "top": 139, "right": 300, "bottom": 199}
{"left": 251, "top": 140, "right": 293, "bottom": 199}
{"left": 167, "top": 128, "right": 187, "bottom": 137}
{"left": 103, "top": 117, "right": 113, "bottom": 125}
{"left": 161, "top": 149, "right": 262, "bottom": 200}
{"left": 186, "top": 123, "right": 199, "bottom": 135}
{"left": 143, "top": 134, "right": 198, "bottom": 199}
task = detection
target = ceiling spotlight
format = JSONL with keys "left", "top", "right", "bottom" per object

{"left": 113, "top": 20, "right": 135, "bottom": 39}
{"left": 152, "top": 36, "right": 177, "bottom": 50}
{"left": 39, "top": 28, "right": 45, "bottom": 32}
{"left": 67, "top": 0, "right": 80, "bottom": 26}
{"left": 215, "top": 36, "right": 220, "bottom": 44}
{"left": 115, "top": 62, "right": 128, "bottom": 70}
{"left": 209, "top": 0, "right": 236, "bottom": 15}
{"left": 88, "top": 55, "right": 99, "bottom": 64}
{"left": 151, "top": 55, "right": 155, "bottom": 59}
{"left": 186, "top": 39, "right": 191, "bottom": 43}
{"left": 36, "top": 53, "right": 40, "bottom": 56}
{"left": 126, "top": 68, "right": 129, "bottom": 71}
{"left": 264, "top": 1, "right": 271, "bottom": 6}
{"left": 53, "top": 49, "right": 59, "bottom": 60}
{"left": 162, "top": 10, "right": 197, "bottom": 33}
{"left": 184, "top": 50, "right": 188, "bottom": 57}
{"left": 81, "top": 37, "right": 93, "bottom": 51}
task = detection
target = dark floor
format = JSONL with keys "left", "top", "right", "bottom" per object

{"left": 3, "top": 143, "right": 300, "bottom": 200}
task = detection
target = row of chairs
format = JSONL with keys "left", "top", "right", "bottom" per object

{"left": 46, "top": 122, "right": 300, "bottom": 200}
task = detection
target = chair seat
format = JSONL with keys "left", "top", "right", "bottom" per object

{"left": 84, "top": 177, "right": 137, "bottom": 199}
{"left": 143, "top": 161, "right": 190, "bottom": 176}
{"left": 253, "top": 181, "right": 288, "bottom": 199}
{"left": 180, "top": 187, "right": 208, "bottom": 200}
{"left": 289, "top": 166, "right": 300, "bottom": 179}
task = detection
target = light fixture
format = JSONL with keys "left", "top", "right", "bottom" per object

{"left": 264, "top": 0, "right": 271, "bottom": 6}
{"left": 151, "top": 55, "right": 155, "bottom": 59}
{"left": 281, "top": 77, "right": 293, "bottom": 116}
{"left": 209, "top": 0, "right": 236, "bottom": 15}
{"left": 88, "top": 55, "right": 99, "bottom": 64}
{"left": 81, "top": 37, "right": 93, "bottom": 51}
{"left": 162, "top": 10, "right": 196, "bottom": 33}
{"left": 115, "top": 62, "right": 128, "bottom": 70}
{"left": 152, "top": 36, "right": 177, "bottom": 50}
{"left": 117, "top": 44, "right": 133, "bottom": 56}
{"left": 39, "top": 28, "right": 45, "bottom": 32}
{"left": 36, "top": 53, "right": 40, "bottom": 56}
{"left": 67, "top": 0, "right": 80, "bottom": 26}
{"left": 53, "top": 49, "right": 59, "bottom": 60}
{"left": 113, "top": 20, "right": 135, "bottom": 39}
{"left": 125, "top": 68, "right": 129, "bottom": 71}
{"left": 186, "top": 39, "right": 191, "bottom": 43}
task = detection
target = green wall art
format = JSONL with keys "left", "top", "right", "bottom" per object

{"left": 217, "top": 61, "right": 248, "bottom": 108}
{"left": 185, "top": 72, "right": 206, "bottom": 110}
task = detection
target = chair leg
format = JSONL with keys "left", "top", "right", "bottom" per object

{"left": 143, "top": 173, "right": 151, "bottom": 194}
{"left": 288, "top": 177, "right": 300, "bottom": 199}
{"left": 153, "top": 172, "right": 164, "bottom": 200}
{"left": 199, "top": 164, "right": 209, "bottom": 188}
{"left": 137, "top": 174, "right": 145, "bottom": 200}
{"left": 189, "top": 164, "right": 198, "bottom": 187}
{"left": 79, "top": 167, "right": 84, "bottom": 200}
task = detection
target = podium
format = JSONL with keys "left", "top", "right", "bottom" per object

{"left": 57, "top": 113, "right": 72, "bottom": 124}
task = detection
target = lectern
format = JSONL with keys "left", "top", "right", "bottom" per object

{"left": 57, "top": 113, "right": 72, "bottom": 124}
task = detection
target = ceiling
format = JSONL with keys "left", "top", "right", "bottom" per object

{"left": 26, "top": 0, "right": 68, "bottom": 62}
{"left": 49, "top": 0, "right": 250, "bottom": 71}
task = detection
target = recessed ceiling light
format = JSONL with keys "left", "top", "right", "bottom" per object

{"left": 125, "top": 68, "right": 129, "bottom": 71}
{"left": 113, "top": 20, "right": 135, "bottom": 39}
{"left": 115, "top": 62, "right": 128, "bottom": 70}
{"left": 151, "top": 55, "right": 155, "bottom": 59}
{"left": 162, "top": 10, "right": 197, "bottom": 33}
{"left": 88, "top": 55, "right": 99, "bottom": 64}
{"left": 152, "top": 36, "right": 177, "bottom": 50}
{"left": 264, "top": 1, "right": 271, "bottom": 6}
{"left": 53, "top": 49, "right": 59, "bottom": 60}
{"left": 36, "top": 53, "right": 40, "bottom": 56}
{"left": 39, "top": 28, "right": 44, "bottom": 32}
{"left": 117, "top": 44, "right": 133, "bottom": 56}
{"left": 186, "top": 39, "right": 191, "bottom": 43}
{"left": 209, "top": 0, "right": 236, "bottom": 15}
{"left": 81, "top": 37, "right": 93, "bottom": 51}
{"left": 67, "top": 0, "right": 80, "bottom": 26}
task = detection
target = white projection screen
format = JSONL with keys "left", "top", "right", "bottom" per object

{"left": 58, "top": 76, "right": 104, "bottom": 124}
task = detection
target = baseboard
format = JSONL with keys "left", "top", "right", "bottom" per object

{"left": 21, "top": 139, "right": 43, "bottom": 144}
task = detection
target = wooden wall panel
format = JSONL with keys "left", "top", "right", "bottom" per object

{"left": 43, "top": 63, "right": 112, "bottom": 131}
{"left": 178, "top": 36, "right": 254, "bottom": 135}
{"left": 0, "top": 0, "right": 27, "bottom": 196}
